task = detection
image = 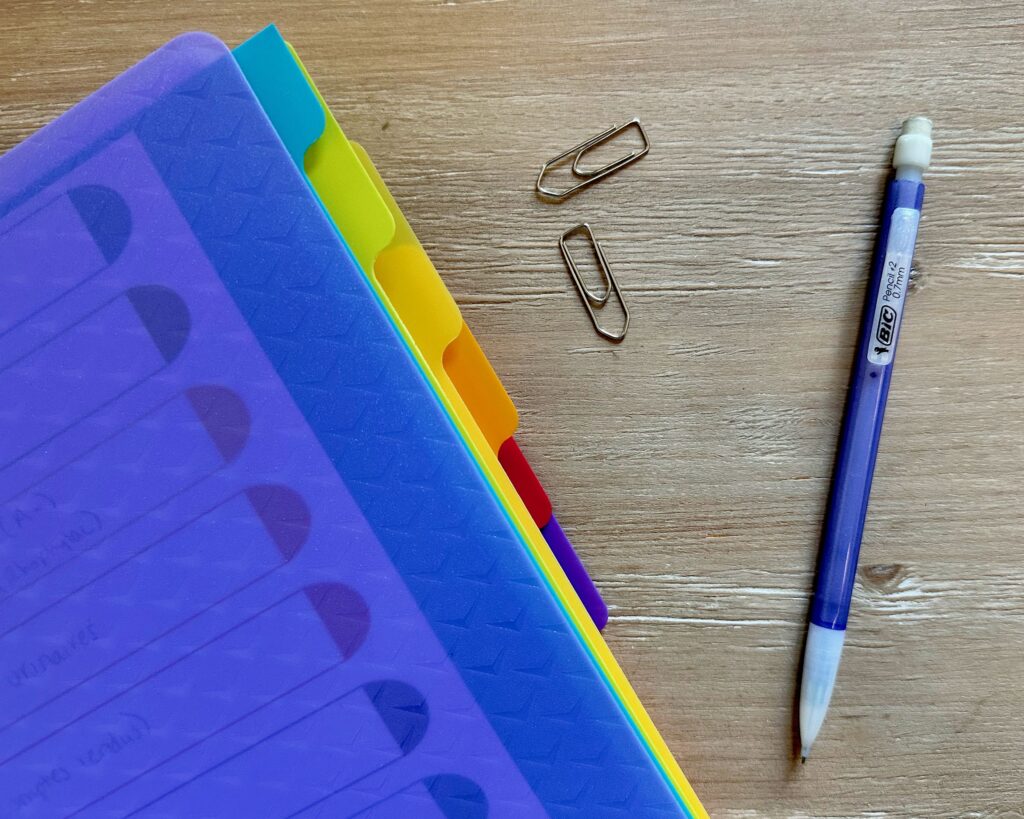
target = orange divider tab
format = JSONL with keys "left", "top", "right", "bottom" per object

{"left": 442, "top": 323, "right": 517, "bottom": 454}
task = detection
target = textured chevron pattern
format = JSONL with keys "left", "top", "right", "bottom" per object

{"left": 0, "top": 33, "right": 686, "bottom": 818}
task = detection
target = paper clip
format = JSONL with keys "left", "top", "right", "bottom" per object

{"left": 536, "top": 119, "right": 650, "bottom": 201}
{"left": 559, "top": 224, "right": 629, "bottom": 343}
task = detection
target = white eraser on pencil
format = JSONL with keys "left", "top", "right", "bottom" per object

{"left": 893, "top": 116, "right": 933, "bottom": 171}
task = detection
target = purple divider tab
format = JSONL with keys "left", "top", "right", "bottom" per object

{"left": 187, "top": 384, "right": 251, "bottom": 465}
{"left": 541, "top": 515, "right": 609, "bottom": 630}
{"left": 303, "top": 582, "right": 372, "bottom": 661}
{"left": 245, "top": 484, "right": 311, "bottom": 563}
{"left": 67, "top": 185, "right": 132, "bottom": 265}
{"left": 424, "top": 774, "right": 489, "bottom": 819}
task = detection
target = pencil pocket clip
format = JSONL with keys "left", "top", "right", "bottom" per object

{"left": 536, "top": 118, "right": 650, "bottom": 201}
{"left": 559, "top": 223, "right": 629, "bottom": 343}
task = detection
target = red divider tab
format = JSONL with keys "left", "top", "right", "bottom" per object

{"left": 497, "top": 437, "right": 553, "bottom": 530}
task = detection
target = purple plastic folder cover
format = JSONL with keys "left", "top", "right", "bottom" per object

{"left": 0, "top": 32, "right": 689, "bottom": 819}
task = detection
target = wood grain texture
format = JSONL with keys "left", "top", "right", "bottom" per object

{"left": 1, "top": 1, "right": 1021, "bottom": 816}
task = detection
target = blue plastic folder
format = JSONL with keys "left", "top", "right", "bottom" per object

{"left": 0, "top": 33, "right": 700, "bottom": 818}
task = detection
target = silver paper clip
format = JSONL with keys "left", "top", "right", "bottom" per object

{"left": 559, "top": 224, "right": 629, "bottom": 343}
{"left": 536, "top": 119, "right": 650, "bottom": 201}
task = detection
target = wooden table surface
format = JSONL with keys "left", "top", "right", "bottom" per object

{"left": 3, "top": 1, "right": 1022, "bottom": 816}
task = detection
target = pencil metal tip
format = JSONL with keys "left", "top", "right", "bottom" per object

{"left": 800, "top": 755, "right": 807, "bottom": 764}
